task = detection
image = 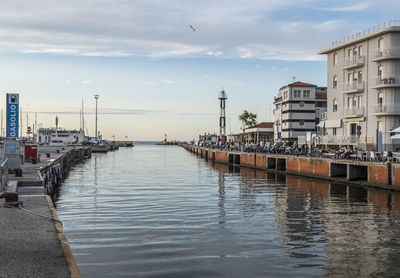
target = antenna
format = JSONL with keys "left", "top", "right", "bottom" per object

{"left": 292, "top": 76, "right": 296, "bottom": 83}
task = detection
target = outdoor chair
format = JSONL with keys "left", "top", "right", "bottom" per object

{"left": 369, "top": 151, "right": 377, "bottom": 161}
{"left": 357, "top": 152, "right": 363, "bottom": 160}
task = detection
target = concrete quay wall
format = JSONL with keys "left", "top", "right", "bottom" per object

{"left": 182, "top": 145, "right": 398, "bottom": 191}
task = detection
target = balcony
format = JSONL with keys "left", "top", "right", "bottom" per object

{"left": 342, "top": 56, "right": 365, "bottom": 70}
{"left": 371, "top": 104, "right": 400, "bottom": 115}
{"left": 343, "top": 107, "right": 364, "bottom": 118}
{"left": 371, "top": 77, "right": 400, "bottom": 89}
{"left": 371, "top": 48, "right": 400, "bottom": 62}
{"left": 343, "top": 81, "right": 364, "bottom": 93}
{"left": 321, "top": 111, "right": 328, "bottom": 120}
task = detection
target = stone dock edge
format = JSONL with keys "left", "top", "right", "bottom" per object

{"left": 182, "top": 144, "right": 400, "bottom": 191}
{"left": 46, "top": 195, "right": 82, "bottom": 278}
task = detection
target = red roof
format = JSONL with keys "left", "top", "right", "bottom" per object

{"left": 253, "top": 122, "right": 274, "bottom": 128}
{"left": 280, "top": 81, "right": 317, "bottom": 90}
{"left": 316, "top": 92, "right": 327, "bottom": 99}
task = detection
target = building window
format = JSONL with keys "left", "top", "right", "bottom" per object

{"left": 333, "top": 99, "right": 337, "bottom": 112}
{"left": 299, "top": 120, "right": 305, "bottom": 126}
{"left": 358, "top": 46, "right": 363, "bottom": 57}
{"left": 350, "top": 123, "right": 357, "bottom": 136}
{"left": 378, "top": 38, "right": 384, "bottom": 52}
{"left": 378, "top": 65, "right": 383, "bottom": 80}
{"left": 353, "top": 47, "right": 358, "bottom": 57}
{"left": 294, "top": 90, "right": 301, "bottom": 98}
{"left": 333, "top": 128, "right": 337, "bottom": 135}
{"left": 357, "top": 96, "right": 362, "bottom": 109}
{"left": 333, "top": 76, "right": 338, "bottom": 88}
{"left": 358, "top": 71, "right": 362, "bottom": 83}
{"left": 303, "top": 90, "right": 310, "bottom": 98}
{"left": 333, "top": 53, "right": 338, "bottom": 65}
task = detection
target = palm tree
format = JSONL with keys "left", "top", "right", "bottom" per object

{"left": 238, "top": 110, "right": 257, "bottom": 130}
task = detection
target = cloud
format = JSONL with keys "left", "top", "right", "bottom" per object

{"left": 144, "top": 81, "right": 157, "bottom": 85}
{"left": 0, "top": 0, "right": 395, "bottom": 61}
{"left": 81, "top": 80, "right": 91, "bottom": 85}
{"left": 319, "top": 1, "right": 373, "bottom": 11}
{"left": 65, "top": 80, "right": 70, "bottom": 85}
{"left": 160, "top": 79, "right": 185, "bottom": 84}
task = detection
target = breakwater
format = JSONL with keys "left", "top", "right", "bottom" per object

{"left": 182, "top": 145, "right": 400, "bottom": 191}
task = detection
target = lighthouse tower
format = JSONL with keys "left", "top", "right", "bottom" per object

{"left": 218, "top": 90, "right": 227, "bottom": 136}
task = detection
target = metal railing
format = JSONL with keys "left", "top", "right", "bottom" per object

{"left": 316, "top": 135, "right": 360, "bottom": 145}
{"left": 343, "top": 107, "right": 364, "bottom": 117}
{"left": 321, "top": 111, "right": 328, "bottom": 120}
{"left": 374, "top": 77, "right": 399, "bottom": 86}
{"left": 0, "top": 158, "right": 9, "bottom": 192}
{"left": 343, "top": 81, "right": 364, "bottom": 92}
{"left": 372, "top": 104, "right": 400, "bottom": 114}
{"left": 372, "top": 48, "right": 400, "bottom": 60}
{"left": 343, "top": 56, "right": 365, "bottom": 68}
{"left": 332, "top": 20, "right": 400, "bottom": 46}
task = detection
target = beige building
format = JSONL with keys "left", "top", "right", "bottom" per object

{"left": 318, "top": 20, "right": 400, "bottom": 151}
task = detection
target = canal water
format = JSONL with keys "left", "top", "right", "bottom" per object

{"left": 55, "top": 142, "right": 400, "bottom": 277}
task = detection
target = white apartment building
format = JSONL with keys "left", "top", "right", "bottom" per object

{"left": 318, "top": 20, "right": 400, "bottom": 151}
{"left": 274, "top": 81, "right": 327, "bottom": 141}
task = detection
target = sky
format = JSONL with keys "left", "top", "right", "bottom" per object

{"left": 0, "top": 0, "right": 398, "bottom": 141}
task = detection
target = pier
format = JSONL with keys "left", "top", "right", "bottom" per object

{"left": 182, "top": 145, "right": 400, "bottom": 191}
{"left": 0, "top": 145, "right": 91, "bottom": 277}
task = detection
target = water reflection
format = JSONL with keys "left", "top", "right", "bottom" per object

{"left": 211, "top": 163, "right": 400, "bottom": 277}
{"left": 56, "top": 145, "right": 400, "bottom": 278}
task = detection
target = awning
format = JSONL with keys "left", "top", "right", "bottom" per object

{"left": 392, "top": 127, "right": 400, "bottom": 133}
{"left": 317, "top": 122, "right": 325, "bottom": 128}
{"left": 391, "top": 134, "right": 400, "bottom": 139}
{"left": 325, "top": 120, "right": 342, "bottom": 128}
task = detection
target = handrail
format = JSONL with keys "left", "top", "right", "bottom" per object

{"left": 0, "top": 158, "right": 9, "bottom": 192}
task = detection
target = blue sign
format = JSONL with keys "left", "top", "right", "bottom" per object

{"left": 6, "top": 93, "right": 19, "bottom": 138}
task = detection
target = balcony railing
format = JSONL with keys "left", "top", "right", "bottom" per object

{"left": 321, "top": 111, "right": 328, "bottom": 120}
{"left": 372, "top": 104, "right": 400, "bottom": 115}
{"left": 331, "top": 20, "right": 400, "bottom": 47}
{"left": 372, "top": 48, "right": 400, "bottom": 61}
{"left": 372, "top": 77, "right": 400, "bottom": 89}
{"left": 316, "top": 135, "right": 360, "bottom": 145}
{"left": 343, "top": 107, "right": 364, "bottom": 118}
{"left": 343, "top": 56, "right": 365, "bottom": 69}
{"left": 343, "top": 81, "right": 364, "bottom": 93}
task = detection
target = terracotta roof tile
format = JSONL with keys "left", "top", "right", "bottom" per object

{"left": 253, "top": 122, "right": 274, "bottom": 128}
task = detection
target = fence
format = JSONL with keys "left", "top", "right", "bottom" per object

{"left": 0, "top": 158, "right": 9, "bottom": 192}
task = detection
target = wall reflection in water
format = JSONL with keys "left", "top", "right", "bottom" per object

{"left": 210, "top": 161, "right": 400, "bottom": 278}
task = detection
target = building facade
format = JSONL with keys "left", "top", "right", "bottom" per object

{"left": 244, "top": 122, "right": 274, "bottom": 143}
{"left": 318, "top": 21, "right": 400, "bottom": 151}
{"left": 274, "top": 81, "right": 327, "bottom": 141}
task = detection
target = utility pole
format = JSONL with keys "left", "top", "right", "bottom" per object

{"left": 94, "top": 94, "right": 99, "bottom": 138}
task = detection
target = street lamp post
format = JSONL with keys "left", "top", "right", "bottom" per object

{"left": 94, "top": 94, "right": 99, "bottom": 138}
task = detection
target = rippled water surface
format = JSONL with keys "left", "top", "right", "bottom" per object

{"left": 56, "top": 142, "right": 400, "bottom": 277}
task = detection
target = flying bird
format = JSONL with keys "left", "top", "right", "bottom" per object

{"left": 189, "top": 25, "right": 198, "bottom": 32}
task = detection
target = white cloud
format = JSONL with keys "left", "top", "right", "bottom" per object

{"left": 160, "top": 79, "right": 185, "bottom": 84}
{"left": 65, "top": 80, "right": 70, "bottom": 85}
{"left": 81, "top": 80, "right": 91, "bottom": 85}
{"left": 144, "top": 81, "right": 157, "bottom": 85}
{"left": 0, "top": 0, "right": 395, "bottom": 61}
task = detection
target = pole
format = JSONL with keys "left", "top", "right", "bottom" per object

{"left": 94, "top": 95, "right": 99, "bottom": 138}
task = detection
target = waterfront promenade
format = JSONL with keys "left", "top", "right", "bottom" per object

{"left": 0, "top": 145, "right": 89, "bottom": 277}
{"left": 183, "top": 144, "right": 400, "bottom": 191}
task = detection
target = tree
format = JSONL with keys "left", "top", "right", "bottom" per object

{"left": 238, "top": 110, "right": 257, "bottom": 130}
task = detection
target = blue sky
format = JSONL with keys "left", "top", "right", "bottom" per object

{"left": 0, "top": 0, "right": 398, "bottom": 140}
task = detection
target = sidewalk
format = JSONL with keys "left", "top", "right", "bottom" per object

{"left": 0, "top": 196, "right": 70, "bottom": 277}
